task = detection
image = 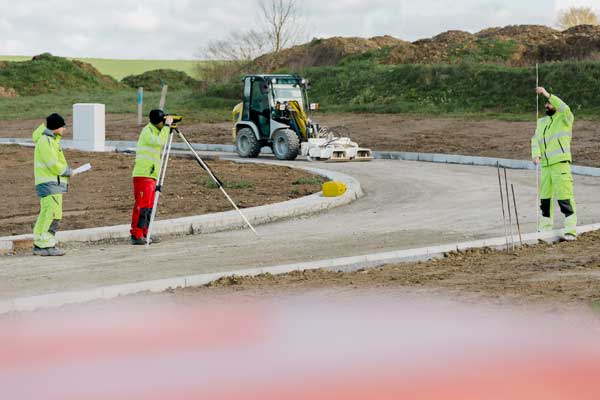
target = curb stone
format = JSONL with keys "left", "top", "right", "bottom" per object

{"left": 1, "top": 224, "right": 598, "bottom": 313}
{"left": 0, "top": 165, "right": 362, "bottom": 254}
{"left": 3, "top": 138, "right": 600, "bottom": 176}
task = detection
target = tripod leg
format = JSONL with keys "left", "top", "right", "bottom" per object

{"left": 146, "top": 130, "right": 174, "bottom": 246}
{"left": 176, "top": 128, "right": 259, "bottom": 237}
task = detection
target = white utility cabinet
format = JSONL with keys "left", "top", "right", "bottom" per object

{"left": 73, "top": 103, "right": 105, "bottom": 151}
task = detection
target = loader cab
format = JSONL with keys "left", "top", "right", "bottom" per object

{"left": 243, "top": 76, "right": 271, "bottom": 140}
{"left": 241, "top": 75, "right": 308, "bottom": 139}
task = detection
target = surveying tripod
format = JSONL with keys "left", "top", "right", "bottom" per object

{"left": 145, "top": 126, "right": 258, "bottom": 246}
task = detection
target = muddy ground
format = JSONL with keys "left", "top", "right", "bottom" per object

{"left": 2, "top": 113, "right": 600, "bottom": 166}
{"left": 169, "top": 230, "right": 600, "bottom": 317}
{"left": 0, "top": 145, "right": 323, "bottom": 236}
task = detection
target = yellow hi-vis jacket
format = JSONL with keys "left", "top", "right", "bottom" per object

{"left": 33, "top": 124, "right": 71, "bottom": 198}
{"left": 132, "top": 123, "right": 171, "bottom": 179}
{"left": 531, "top": 95, "right": 574, "bottom": 167}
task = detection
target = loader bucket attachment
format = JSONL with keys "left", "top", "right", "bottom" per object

{"left": 328, "top": 150, "right": 351, "bottom": 162}
{"left": 354, "top": 149, "right": 373, "bottom": 162}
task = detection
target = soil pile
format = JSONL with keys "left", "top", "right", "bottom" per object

{"left": 0, "top": 53, "right": 124, "bottom": 96}
{"left": 538, "top": 25, "right": 600, "bottom": 62}
{"left": 254, "top": 24, "right": 600, "bottom": 70}
{"left": 383, "top": 24, "right": 600, "bottom": 66}
{"left": 253, "top": 35, "right": 407, "bottom": 70}
{"left": 122, "top": 69, "right": 200, "bottom": 91}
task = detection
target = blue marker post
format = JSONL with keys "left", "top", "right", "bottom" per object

{"left": 137, "top": 87, "right": 143, "bottom": 126}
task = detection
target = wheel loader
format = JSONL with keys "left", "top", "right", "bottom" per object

{"left": 231, "top": 74, "right": 372, "bottom": 162}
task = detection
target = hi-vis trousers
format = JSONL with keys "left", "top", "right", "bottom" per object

{"left": 539, "top": 162, "right": 577, "bottom": 236}
{"left": 33, "top": 194, "right": 62, "bottom": 248}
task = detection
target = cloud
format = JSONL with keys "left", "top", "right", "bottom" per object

{"left": 114, "top": 8, "right": 162, "bottom": 33}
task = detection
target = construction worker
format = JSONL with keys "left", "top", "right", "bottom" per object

{"left": 32, "top": 113, "right": 72, "bottom": 256}
{"left": 531, "top": 87, "right": 577, "bottom": 240}
{"left": 130, "top": 109, "right": 173, "bottom": 245}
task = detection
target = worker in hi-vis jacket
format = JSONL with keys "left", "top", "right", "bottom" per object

{"left": 531, "top": 87, "right": 577, "bottom": 241}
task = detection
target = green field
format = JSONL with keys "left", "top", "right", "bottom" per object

{"left": 0, "top": 89, "right": 235, "bottom": 122}
{"left": 0, "top": 56, "right": 203, "bottom": 80}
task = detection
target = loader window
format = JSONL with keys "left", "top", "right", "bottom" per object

{"left": 272, "top": 84, "right": 304, "bottom": 108}
{"left": 250, "top": 79, "right": 271, "bottom": 138}
{"left": 251, "top": 80, "right": 269, "bottom": 112}
{"left": 242, "top": 77, "right": 251, "bottom": 120}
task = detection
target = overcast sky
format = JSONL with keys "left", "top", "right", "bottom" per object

{"left": 0, "top": 0, "right": 596, "bottom": 59}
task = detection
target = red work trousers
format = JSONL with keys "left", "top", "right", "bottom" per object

{"left": 130, "top": 177, "right": 157, "bottom": 239}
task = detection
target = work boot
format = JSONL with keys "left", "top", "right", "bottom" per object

{"left": 33, "top": 246, "right": 65, "bottom": 256}
{"left": 562, "top": 233, "right": 577, "bottom": 242}
{"left": 147, "top": 235, "right": 161, "bottom": 244}
{"left": 131, "top": 235, "right": 147, "bottom": 245}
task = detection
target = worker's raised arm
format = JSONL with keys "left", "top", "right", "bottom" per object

{"left": 536, "top": 87, "right": 573, "bottom": 122}
{"left": 548, "top": 94, "right": 573, "bottom": 121}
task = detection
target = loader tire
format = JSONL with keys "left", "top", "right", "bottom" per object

{"left": 272, "top": 129, "right": 300, "bottom": 160}
{"left": 236, "top": 128, "right": 261, "bottom": 158}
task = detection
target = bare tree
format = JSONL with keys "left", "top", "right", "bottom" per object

{"left": 557, "top": 6, "right": 599, "bottom": 29}
{"left": 259, "top": 0, "right": 306, "bottom": 53}
{"left": 203, "top": 30, "right": 270, "bottom": 62}
{"left": 197, "top": 30, "right": 270, "bottom": 86}
{"left": 196, "top": 0, "right": 307, "bottom": 87}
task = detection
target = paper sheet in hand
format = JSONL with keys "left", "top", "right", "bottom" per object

{"left": 73, "top": 163, "right": 92, "bottom": 175}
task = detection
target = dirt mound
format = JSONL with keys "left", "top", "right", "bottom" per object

{"left": 381, "top": 24, "right": 600, "bottom": 66}
{"left": 431, "top": 30, "right": 475, "bottom": 44}
{"left": 0, "top": 53, "right": 124, "bottom": 96}
{"left": 256, "top": 24, "right": 600, "bottom": 70}
{"left": 386, "top": 30, "right": 480, "bottom": 64}
{"left": 538, "top": 24, "right": 600, "bottom": 62}
{"left": 72, "top": 59, "right": 119, "bottom": 87}
{"left": 475, "top": 24, "right": 560, "bottom": 43}
{"left": 253, "top": 35, "right": 408, "bottom": 70}
{"left": 122, "top": 69, "right": 200, "bottom": 91}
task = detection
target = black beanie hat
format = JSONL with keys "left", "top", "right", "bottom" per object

{"left": 149, "top": 109, "right": 165, "bottom": 125}
{"left": 46, "top": 113, "right": 66, "bottom": 130}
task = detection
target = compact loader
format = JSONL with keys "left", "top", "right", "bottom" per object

{"left": 232, "top": 74, "right": 372, "bottom": 162}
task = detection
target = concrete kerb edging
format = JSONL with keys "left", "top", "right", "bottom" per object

{"left": 0, "top": 138, "right": 248, "bottom": 154}
{"left": 373, "top": 151, "right": 600, "bottom": 177}
{"left": 4, "top": 138, "right": 600, "bottom": 177}
{"left": 2, "top": 223, "right": 599, "bottom": 314}
{"left": 0, "top": 161, "right": 363, "bottom": 254}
